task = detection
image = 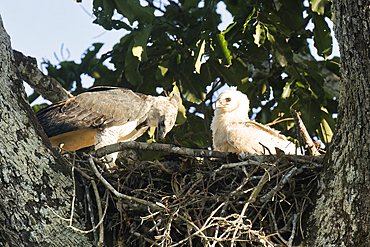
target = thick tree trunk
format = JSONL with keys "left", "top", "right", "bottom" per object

{"left": 0, "top": 16, "right": 92, "bottom": 246}
{"left": 305, "top": 0, "right": 370, "bottom": 246}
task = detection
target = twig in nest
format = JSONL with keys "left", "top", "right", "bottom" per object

{"left": 259, "top": 162, "right": 315, "bottom": 203}
{"left": 230, "top": 177, "right": 250, "bottom": 197}
{"left": 140, "top": 211, "right": 160, "bottom": 224}
{"left": 288, "top": 213, "right": 299, "bottom": 247}
{"left": 169, "top": 203, "right": 225, "bottom": 247}
{"left": 249, "top": 171, "right": 270, "bottom": 203}
{"left": 46, "top": 153, "right": 110, "bottom": 235}
{"left": 91, "top": 180, "right": 105, "bottom": 246}
{"left": 268, "top": 207, "right": 289, "bottom": 245}
{"left": 157, "top": 208, "right": 179, "bottom": 246}
{"left": 230, "top": 200, "right": 251, "bottom": 246}
{"left": 213, "top": 160, "right": 261, "bottom": 177}
{"left": 60, "top": 150, "right": 93, "bottom": 180}
{"left": 83, "top": 178, "right": 98, "bottom": 243}
{"left": 248, "top": 156, "right": 284, "bottom": 203}
{"left": 66, "top": 192, "right": 109, "bottom": 234}
{"left": 69, "top": 153, "right": 77, "bottom": 228}
{"left": 46, "top": 183, "right": 110, "bottom": 234}
{"left": 88, "top": 155, "right": 164, "bottom": 211}
{"left": 210, "top": 201, "right": 231, "bottom": 247}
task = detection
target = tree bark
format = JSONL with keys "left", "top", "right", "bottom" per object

{"left": 305, "top": 0, "right": 370, "bottom": 245}
{"left": 0, "top": 16, "right": 92, "bottom": 246}
{"left": 12, "top": 50, "right": 73, "bottom": 104}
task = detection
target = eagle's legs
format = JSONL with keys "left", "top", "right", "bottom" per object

{"left": 95, "top": 127, "right": 121, "bottom": 170}
{"left": 94, "top": 122, "right": 141, "bottom": 170}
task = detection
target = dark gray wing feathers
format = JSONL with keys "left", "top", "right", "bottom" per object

{"left": 37, "top": 87, "right": 151, "bottom": 138}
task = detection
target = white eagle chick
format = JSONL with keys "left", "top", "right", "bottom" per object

{"left": 211, "top": 87, "right": 299, "bottom": 155}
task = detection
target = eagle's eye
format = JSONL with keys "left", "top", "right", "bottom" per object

{"left": 225, "top": 97, "right": 231, "bottom": 102}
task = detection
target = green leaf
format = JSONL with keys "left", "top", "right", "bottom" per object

{"left": 178, "top": 73, "right": 205, "bottom": 103}
{"left": 194, "top": 39, "right": 206, "bottom": 74}
{"left": 203, "top": 58, "right": 250, "bottom": 87}
{"left": 32, "top": 103, "right": 49, "bottom": 113}
{"left": 253, "top": 22, "right": 266, "bottom": 47}
{"left": 134, "top": 24, "right": 153, "bottom": 62}
{"left": 171, "top": 83, "right": 187, "bottom": 124}
{"left": 282, "top": 79, "right": 294, "bottom": 98}
{"left": 124, "top": 42, "right": 142, "bottom": 86}
{"left": 266, "top": 30, "right": 291, "bottom": 67}
{"left": 215, "top": 33, "right": 232, "bottom": 66}
{"left": 262, "top": 12, "right": 289, "bottom": 36}
{"left": 93, "top": 0, "right": 132, "bottom": 30}
{"left": 223, "top": 21, "right": 237, "bottom": 35}
{"left": 242, "top": 7, "right": 256, "bottom": 33}
{"left": 296, "top": 81, "right": 305, "bottom": 88}
{"left": 181, "top": 0, "right": 201, "bottom": 9}
{"left": 278, "top": 0, "right": 305, "bottom": 31}
{"left": 124, "top": 24, "right": 153, "bottom": 86}
{"left": 318, "top": 107, "right": 335, "bottom": 145}
{"left": 312, "top": 13, "right": 332, "bottom": 60}
{"left": 156, "top": 65, "right": 169, "bottom": 80}
{"left": 177, "top": 58, "right": 205, "bottom": 103}
{"left": 310, "top": 0, "right": 330, "bottom": 15}
{"left": 261, "top": 83, "right": 267, "bottom": 94}
{"left": 113, "top": 0, "right": 154, "bottom": 25}
{"left": 147, "top": 127, "right": 156, "bottom": 141}
{"left": 79, "top": 43, "right": 103, "bottom": 73}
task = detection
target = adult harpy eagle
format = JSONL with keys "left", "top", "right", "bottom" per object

{"left": 37, "top": 87, "right": 180, "bottom": 167}
{"left": 211, "top": 87, "right": 300, "bottom": 155}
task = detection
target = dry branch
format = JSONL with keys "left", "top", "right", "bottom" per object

{"left": 94, "top": 141, "right": 228, "bottom": 158}
{"left": 95, "top": 141, "right": 324, "bottom": 164}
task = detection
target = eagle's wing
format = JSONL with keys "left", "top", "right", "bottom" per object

{"left": 226, "top": 120, "right": 299, "bottom": 155}
{"left": 37, "top": 87, "right": 151, "bottom": 138}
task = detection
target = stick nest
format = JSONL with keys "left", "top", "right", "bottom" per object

{"left": 64, "top": 142, "right": 323, "bottom": 247}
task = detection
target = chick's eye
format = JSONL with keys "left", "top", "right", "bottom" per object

{"left": 225, "top": 97, "right": 231, "bottom": 102}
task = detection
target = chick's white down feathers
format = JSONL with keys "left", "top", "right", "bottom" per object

{"left": 211, "top": 87, "right": 299, "bottom": 155}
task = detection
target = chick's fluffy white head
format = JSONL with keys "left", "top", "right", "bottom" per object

{"left": 215, "top": 87, "right": 250, "bottom": 118}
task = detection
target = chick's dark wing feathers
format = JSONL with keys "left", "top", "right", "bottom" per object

{"left": 37, "top": 87, "right": 151, "bottom": 138}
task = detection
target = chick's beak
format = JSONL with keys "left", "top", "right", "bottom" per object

{"left": 215, "top": 99, "right": 222, "bottom": 109}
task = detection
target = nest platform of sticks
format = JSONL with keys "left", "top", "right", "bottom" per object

{"left": 57, "top": 141, "right": 323, "bottom": 247}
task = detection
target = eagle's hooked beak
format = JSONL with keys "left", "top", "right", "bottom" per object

{"left": 156, "top": 121, "right": 166, "bottom": 141}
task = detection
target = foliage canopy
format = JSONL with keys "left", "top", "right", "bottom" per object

{"left": 33, "top": 0, "right": 338, "bottom": 150}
